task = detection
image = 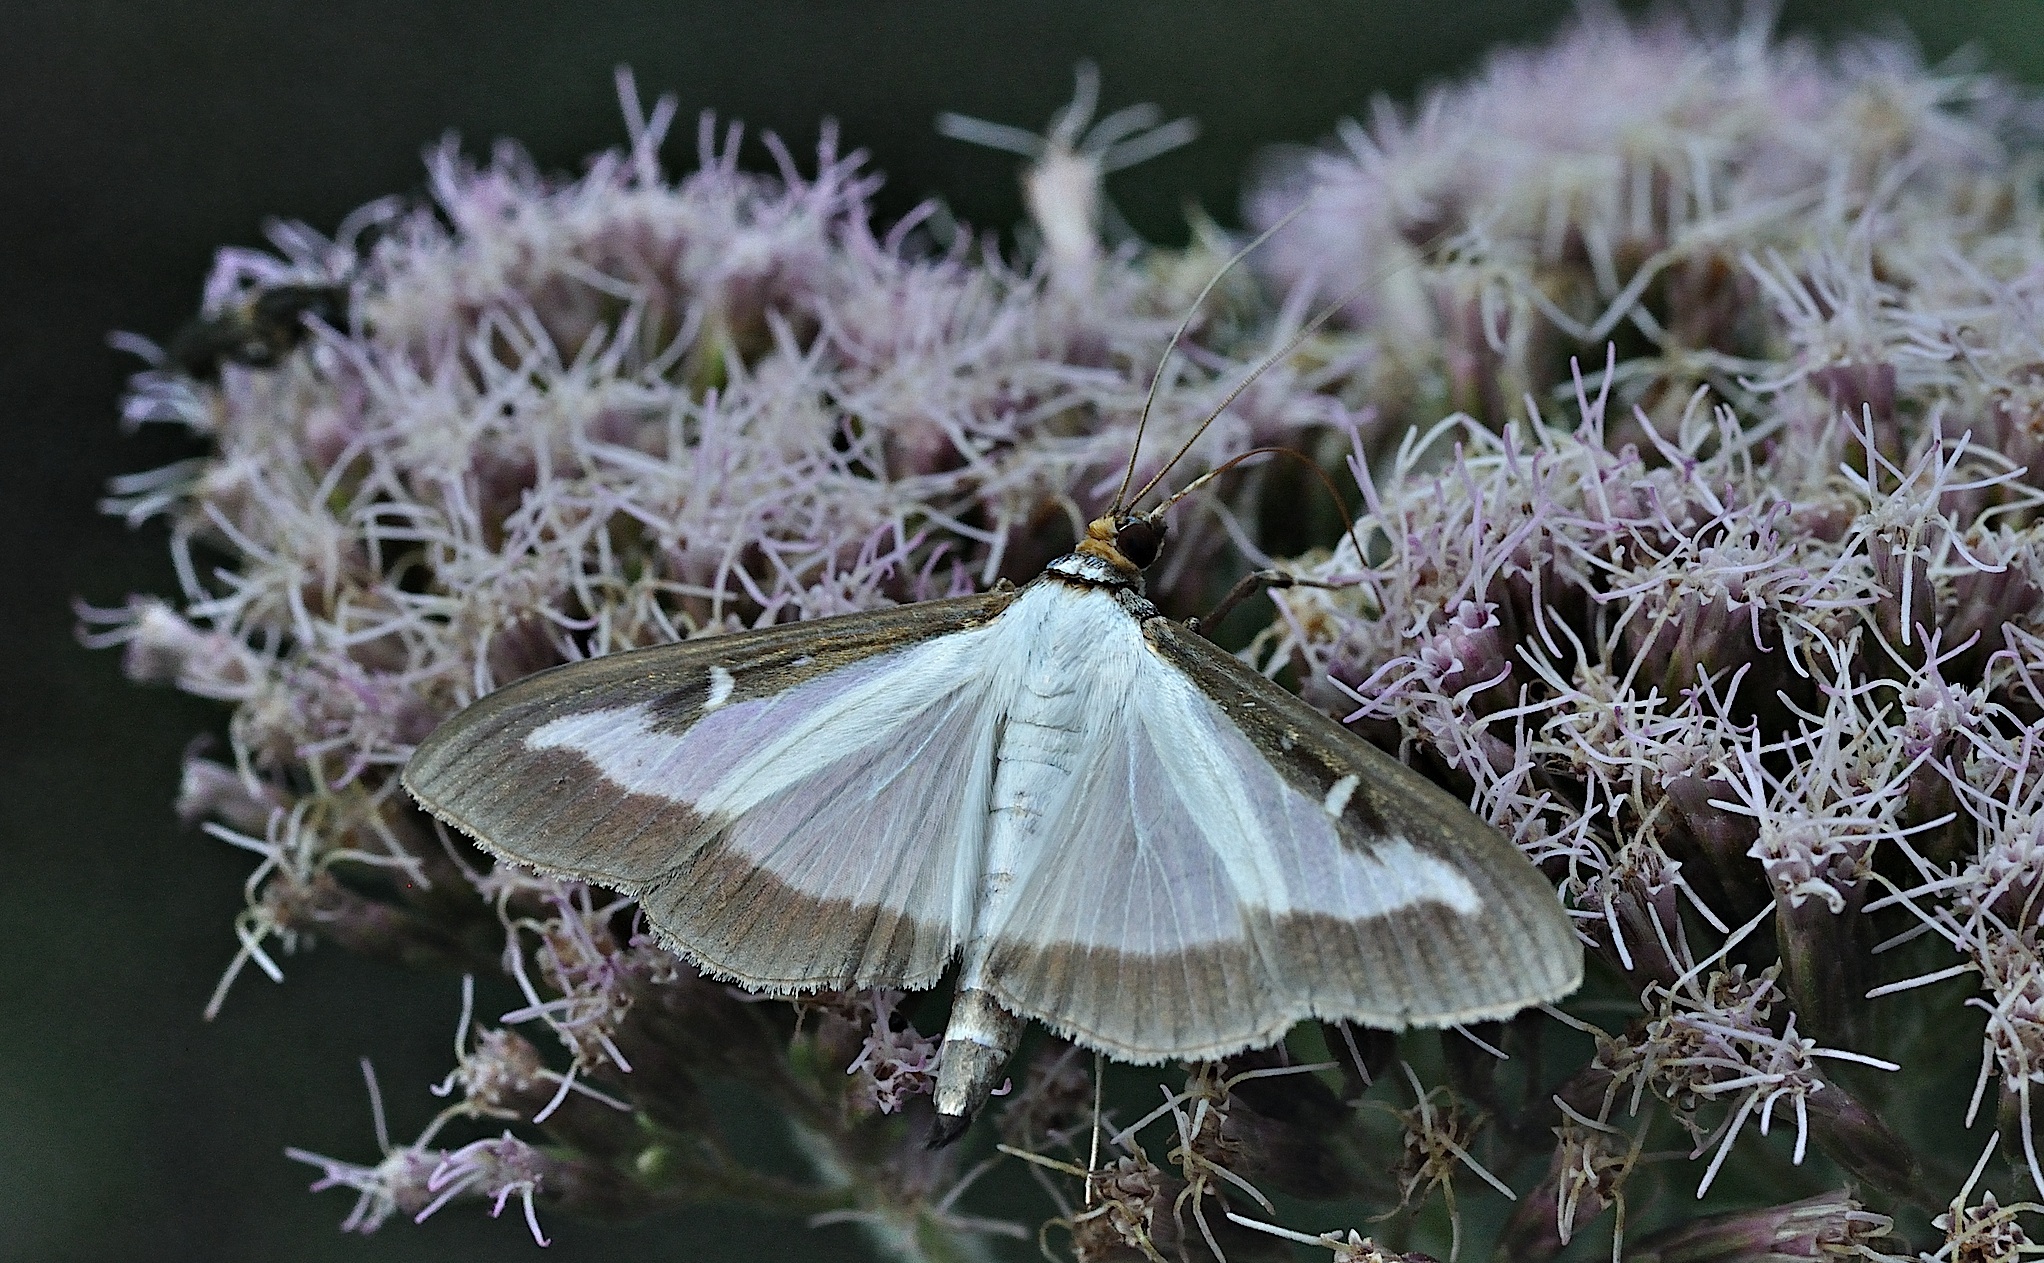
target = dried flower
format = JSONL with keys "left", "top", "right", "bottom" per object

{"left": 844, "top": 991, "right": 941, "bottom": 1116}
{"left": 419, "top": 1133, "right": 558, "bottom": 1246}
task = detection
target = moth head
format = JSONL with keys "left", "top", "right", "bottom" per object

{"left": 1077, "top": 512, "right": 1168, "bottom": 576}
{"left": 1113, "top": 513, "right": 1167, "bottom": 569}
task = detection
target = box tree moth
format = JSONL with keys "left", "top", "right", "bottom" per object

{"left": 402, "top": 220, "right": 1583, "bottom": 1147}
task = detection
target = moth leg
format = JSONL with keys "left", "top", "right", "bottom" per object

{"left": 1190, "top": 569, "right": 1342, "bottom": 637}
{"left": 928, "top": 987, "right": 1025, "bottom": 1147}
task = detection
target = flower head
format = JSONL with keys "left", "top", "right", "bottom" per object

{"left": 93, "top": 8, "right": 2044, "bottom": 1258}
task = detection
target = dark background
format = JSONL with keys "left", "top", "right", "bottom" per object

{"left": 5, "top": 3, "right": 2038, "bottom": 1259}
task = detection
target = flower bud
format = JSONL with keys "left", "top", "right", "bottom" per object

{"left": 1418, "top": 600, "right": 1513, "bottom": 716}
{"left": 844, "top": 992, "right": 939, "bottom": 1116}
{"left": 176, "top": 753, "right": 288, "bottom": 833}
{"left": 264, "top": 868, "right": 474, "bottom": 971}
{"left": 445, "top": 1022, "right": 645, "bottom": 1157}
{"left": 113, "top": 598, "right": 262, "bottom": 698}
{"left": 1578, "top": 842, "right": 1686, "bottom": 990}
{"left": 1800, "top": 1079, "right": 1919, "bottom": 1200}
{"left": 1662, "top": 775, "right": 1766, "bottom": 912}
{"left": 421, "top": 1132, "right": 649, "bottom": 1243}
{"left": 1625, "top": 591, "right": 1779, "bottom": 710}
{"left": 1810, "top": 361, "right": 1899, "bottom": 459}
{"left": 1943, "top": 541, "right": 2039, "bottom": 678}
{"left": 1772, "top": 898, "right": 1866, "bottom": 1048}
{"left": 1495, "top": 1123, "right": 1634, "bottom": 1263}
{"left": 1621, "top": 1190, "right": 1896, "bottom": 1262}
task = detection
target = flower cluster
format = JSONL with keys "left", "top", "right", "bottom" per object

{"left": 89, "top": 8, "right": 2044, "bottom": 1261}
{"left": 1254, "top": 5, "right": 2044, "bottom": 1257}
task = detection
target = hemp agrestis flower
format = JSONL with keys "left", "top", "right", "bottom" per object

{"left": 87, "top": 8, "right": 2044, "bottom": 1260}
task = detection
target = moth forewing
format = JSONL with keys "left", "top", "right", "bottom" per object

{"left": 401, "top": 588, "right": 1019, "bottom": 988}
{"left": 1143, "top": 621, "right": 1583, "bottom": 1020}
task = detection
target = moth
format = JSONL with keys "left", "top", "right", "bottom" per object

{"left": 402, "top": 239, "right": 1582, "bottom": 1147}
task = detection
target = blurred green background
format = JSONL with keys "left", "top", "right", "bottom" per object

{"left": 5, "top": 2, "right": 2039, "bottom": 1259}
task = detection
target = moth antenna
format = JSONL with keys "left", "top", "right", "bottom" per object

{"left": 1146, "top": 445, "right": 1369, "bottom": 577}
{"left": 1126, "top": 222, "right": 1461, "bottom": 514}
{"left": 1111, "top": 201, "right": 1312, "bottom": 515}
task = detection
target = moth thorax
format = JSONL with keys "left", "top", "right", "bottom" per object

{"left": 1074, "top": 513, "right": 1166, "bottom": 577}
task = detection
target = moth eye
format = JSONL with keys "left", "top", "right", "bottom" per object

{"left": 1115, "top": 517, "right": 1166, "bottom": 570}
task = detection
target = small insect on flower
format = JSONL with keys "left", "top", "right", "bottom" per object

{"left": 166, "top": 282, "right": 350, "bottom": 380}
{"left": 399, "top": 195, "right": 1583, "bottom": 1152}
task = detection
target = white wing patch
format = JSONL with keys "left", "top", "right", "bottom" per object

{"left": 704, "top": 666, "right": 735, "bottom": 710}
{"left": 527, "top": 631, "right": 992, "bottom": 807}
{"left": 1133, "top": 652, "right": 1480, "bottom": 926}
{"left": 524, "top": 625, "right": 1005, "bottom": 934}
{"left": 1322, "top": 774, "right": 1359, "bottom": 818}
